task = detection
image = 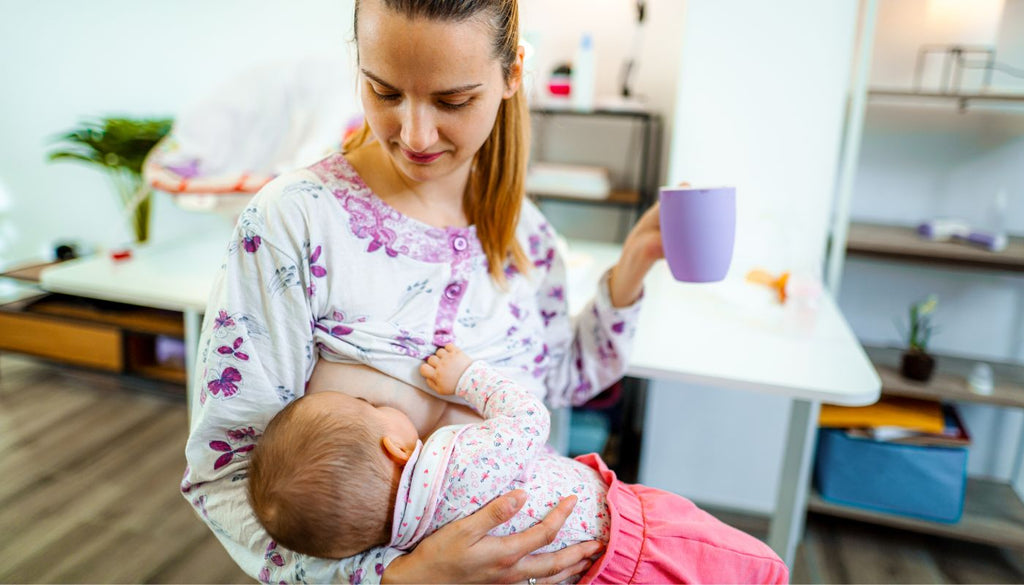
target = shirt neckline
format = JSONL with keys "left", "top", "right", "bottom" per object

{"left": 336, "top": 153, "right": 478, "bottom": 237}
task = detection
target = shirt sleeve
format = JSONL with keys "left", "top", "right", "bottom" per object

{"left": 439, "top": 361, "right": 550, "bottom": 506}
{"left": 529, "top": 221, "right": 644, "bottom": 409}
{"left": 181, "top": 177, "right": 402, "bottom": 584}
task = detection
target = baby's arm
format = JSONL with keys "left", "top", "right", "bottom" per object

{"left": 421, "top": 345, "right": 550, "bottom": 448}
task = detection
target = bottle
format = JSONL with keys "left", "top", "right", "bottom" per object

{"left": 571, "top": 33, "right": 596, "bottom": 112}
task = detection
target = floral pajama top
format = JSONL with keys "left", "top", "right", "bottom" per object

{"left": 181, "top": 152, "right": 642, "bottom": 584}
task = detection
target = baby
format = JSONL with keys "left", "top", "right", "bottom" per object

{"left": 248, "top": 346, "right": 789, "bottom": 583}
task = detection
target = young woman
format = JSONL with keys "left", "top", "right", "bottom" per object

{"left": 182, "top": 0, "right": 665, "bottom": 582}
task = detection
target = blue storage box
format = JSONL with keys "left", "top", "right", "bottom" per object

{"left": 814, "top": 428, "right": 968, "bottom": 523}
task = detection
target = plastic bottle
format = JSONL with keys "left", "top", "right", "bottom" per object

{"left": 571, "top": 33, "right": 597, "bottom": 112}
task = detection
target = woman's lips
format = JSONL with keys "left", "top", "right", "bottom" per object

{"left": 402, "top": 149, "right": 444, "bottom": 164}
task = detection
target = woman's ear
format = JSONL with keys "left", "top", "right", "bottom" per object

{"left": 503, "top": 46, "right": 525, "bottom": 99}
{"left": 382, "top": 436, "right": 412, "bottom": 465}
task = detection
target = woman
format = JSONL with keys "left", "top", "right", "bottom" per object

{"left": 182, "top": 0, "right": 665, "bottom": 582}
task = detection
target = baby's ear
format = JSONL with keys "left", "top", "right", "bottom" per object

{"left": 381, "top": 436, "right": 412, "bottom": 465}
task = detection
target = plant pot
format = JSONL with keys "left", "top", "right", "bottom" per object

{"left": 900, "top": 350, "right": 936, "bottom": 382}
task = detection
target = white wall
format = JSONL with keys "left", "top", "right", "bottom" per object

{"left": 0, "top": 0, "right": 355, "bottom": 267}
{"left": 638, "top": 0, "right": 859, "bottom": 514}
{"left": 0, "top": 0, "right": 686, "bottom": 267}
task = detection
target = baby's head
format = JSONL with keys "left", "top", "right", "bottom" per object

{"left": 248, "top": 391, "right": 419, "bottom": 559}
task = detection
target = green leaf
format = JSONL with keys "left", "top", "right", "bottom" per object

{"left": 48, "top": 115, "right": 174, "bottom": 175}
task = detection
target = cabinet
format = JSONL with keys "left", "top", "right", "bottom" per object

{"left": 527, "top": 106, "right": 662, "bottom": 238}
{"left": 820, "top": 91, "right": 1024, "bottom": 549}
{"left": 0, "top": 266, "right": 188, "bottom": 392}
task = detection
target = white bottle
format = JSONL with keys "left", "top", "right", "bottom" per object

{"left": 571, "top": 33, "right": 597, "bottom": 112}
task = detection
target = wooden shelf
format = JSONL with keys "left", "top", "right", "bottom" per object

{"left": 23, "top": 294, "right": 184, "bottom": 337}
{"left": 864, "top": 346, "right": 1024, "bottom": 409}
{"left": 845, "top": 222, "right": 1024, "bottom": 273}
{"left": 808, "top": 478, "right": 1024, "bottom": 550}
{"left": 529, "top": 188, "right": 640, "bottom": 207}
{"left": 868, "top": 89, "right": 1024, "bottom": 107}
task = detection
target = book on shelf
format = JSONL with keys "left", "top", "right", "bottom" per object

{"left": 843, "top": 403, "right": 971, "bottom": 447}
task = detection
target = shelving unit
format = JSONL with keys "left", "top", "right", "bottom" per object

{"left": 817, "top": 220, "right": 1024, "bottom": 549}
{"left": 808, "top": 345, "right": 1024, "bottom": 549}
{"left": 528, "top": 106, "right": 662, "bottom": 221}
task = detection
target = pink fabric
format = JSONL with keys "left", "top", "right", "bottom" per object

{"left": 576, "top": 454, "right": 789, "bottom": 585}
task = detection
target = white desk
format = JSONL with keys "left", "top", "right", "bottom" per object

{"left": 565, "top": 240, "right": 880, "bottom": 566}
{"left": 39, "top": 235, "right": 880, "bottom": 566}
{"left": 39, "top": 235, "right": 226, "bottom": 396}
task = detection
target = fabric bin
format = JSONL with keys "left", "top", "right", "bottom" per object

{"left": 814, "top": 428, "right": 968, "bottom": 523}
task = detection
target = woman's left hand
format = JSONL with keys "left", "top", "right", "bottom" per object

{"left": 608, "top": 202, "right": 664, "bottom": 307}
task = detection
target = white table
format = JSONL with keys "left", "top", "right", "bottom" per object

{"left": 39, "top": 234, "right": 227, "bottom": 399}
{"left": 39, "top": 235, "right": 880, "bottom": 566}
{"left": 564, "top": 240, "right": 880, "bottom": 566}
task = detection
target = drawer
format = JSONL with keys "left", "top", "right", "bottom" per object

{"left": 0, "top": 311, "right": 123, "bottom": 371}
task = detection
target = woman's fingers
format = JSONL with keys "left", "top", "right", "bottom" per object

{"left": 540, "top": 557, "right": 595, "bottom": 584}
{"left": 517, "top": 540, "right": 603, "bottom": 583}
{"left": 498, "top": 495, "right": 577, "bottom": 554}
{"left": 454, "top": 490, "right": 526, "bottom": 542}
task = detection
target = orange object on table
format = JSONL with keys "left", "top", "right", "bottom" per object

{"left": 746, "top": 268, "right": 790, "bottom": 303}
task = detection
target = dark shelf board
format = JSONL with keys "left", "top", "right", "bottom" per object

{"left": 869, "top": 88, "right": 1024, "bottom": 105}
{"left": 864, "top": 346, "right": 1024, "bottom": 409}
{"left": 808, "top": 478, "right": 1024, "bottom": 550}
{"left": 845, "top": 222, "right": 1024, "bottom": 273}
{"left": 529, "top": 188, "right": 641, "bottom": 207}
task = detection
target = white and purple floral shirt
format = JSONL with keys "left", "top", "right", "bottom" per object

{"left": 181, "top": 152, "right": 642, "bottom": 584}
{"left": 390, "top": 361, "right": 610, "bottom": 556}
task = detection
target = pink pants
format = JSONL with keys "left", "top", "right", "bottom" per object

{"left": 576, "top": 454, "right": 789, "bottom": 584}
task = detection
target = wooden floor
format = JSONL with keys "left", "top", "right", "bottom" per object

{"left": 2, "top": 353, "right": 1023, "bottom": 584}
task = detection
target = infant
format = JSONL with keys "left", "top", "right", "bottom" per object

{"left": 248, "top": 346, "right": 789, "bottom": 583}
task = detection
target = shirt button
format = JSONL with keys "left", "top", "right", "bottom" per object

{"left": 452, "top": 235, "right": 468, "bottom": 252}
{"left": 444, "top": 282, "right": 463, "bottom": 299}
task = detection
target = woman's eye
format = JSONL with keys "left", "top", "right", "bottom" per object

{"left": 439, "top": 99, "right": 472, "bottom": 111}
{"left": 372, "top": 88, "right": 400, "bottom": 102}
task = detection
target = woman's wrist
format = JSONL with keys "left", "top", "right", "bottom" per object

{"left": 609, "top": 250, "right": 653, "bottom": 308}
{"left": 381, "top": 552, "right": 419, "bottom": 584}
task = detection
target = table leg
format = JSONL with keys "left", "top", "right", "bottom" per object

{"left": 767, "top": 398, "right": 821, "bottom": 567}
{"left": 183, "top": 309, "right": 202, "bottom": 425}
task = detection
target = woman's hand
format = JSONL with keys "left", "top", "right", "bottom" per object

{"left": 609, "top": 202, "right": 664, "bottom": 307}
{"left": 382, "top": 491, "right": 602, "bottom": 584}
{"left": 609, "top": 183, "right": 691, "bottom": 307}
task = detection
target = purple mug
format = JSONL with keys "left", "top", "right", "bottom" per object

{"left": 659, "top": 186, "right": 736, "bottom": 282}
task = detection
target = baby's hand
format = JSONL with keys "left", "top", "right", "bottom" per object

{"left": 419, "top": 344, "right": 473, "bottom": 396}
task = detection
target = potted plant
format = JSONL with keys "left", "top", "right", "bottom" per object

{"left": 898, "top": 295, "right": 939, "bottom": 382}
{"left": 49, "top": 117, "right": 172, "bottom": 244}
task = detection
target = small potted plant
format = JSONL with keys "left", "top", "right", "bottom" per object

{"left": 49, "top": 116, "right": 172, "bottom": 244}
{"left": 898, "top": 295, "right": 938, "bottom": 382}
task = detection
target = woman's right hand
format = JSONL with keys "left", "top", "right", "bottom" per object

{"left": 382, "top": 490, "right": 602, "bottom": 584}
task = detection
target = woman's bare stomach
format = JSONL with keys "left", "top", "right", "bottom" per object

{"left": 306, "top": 361, "right": 482, "bottom": 435}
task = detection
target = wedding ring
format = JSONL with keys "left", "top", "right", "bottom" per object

{"left": 528, "top": 578, "right": 537, "bottom": 585}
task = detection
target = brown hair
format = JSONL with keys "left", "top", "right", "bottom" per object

{"left": 344, "top": 0, "right": 530, "bottom": 283}
{"left": 248, "top": 395, "right": 396, "bottom": 559}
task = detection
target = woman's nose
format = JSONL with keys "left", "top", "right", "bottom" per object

{"left": 401, "top": 104, "right": 438, "bottom": 152}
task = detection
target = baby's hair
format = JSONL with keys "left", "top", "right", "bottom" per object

{"left": 248, "top": 394, "right": 397, "bottom": 559}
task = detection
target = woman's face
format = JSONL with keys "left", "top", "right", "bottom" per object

{"left": 356, "top": 0, "right": 520, "bottom": 186}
